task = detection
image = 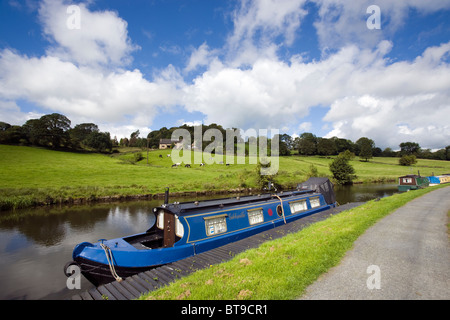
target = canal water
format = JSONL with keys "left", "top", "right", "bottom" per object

{"left": 0, "top": 183, "right": 398, "bottom": 300}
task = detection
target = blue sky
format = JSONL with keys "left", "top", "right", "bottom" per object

{"left": 0, "top": 0, "right": 450, "bottom": 149}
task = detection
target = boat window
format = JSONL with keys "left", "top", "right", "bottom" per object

{"left": 175, "top": 215, "right": 184, "bottom": 238}
{"left": 289, "top": 200, "right": 307, "bottom": 213}
{"left": 276, "top": 205, "right": 283, "bottom": 217}
{"left": 205, "top": 216, "right": 227, "bottom": 236}
{"left": 402, "top": 178, "right": 412, "bottom": 183}
{"left": 248, "top": 208, "right": 264, "bottom": 225}
{"left": 157, "top": 210, "right": 164, "bottom": 229}
{"left": 309, "top": 197, "right": 321, "bottom": 208}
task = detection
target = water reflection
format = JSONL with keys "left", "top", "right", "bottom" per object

{"left": 335, "top": 183, "right": 398, "bottom": 204}
{"left": 0, "top": 201, "right": 158, "bottom": 300}
{"left": 0, "top": 184, "right": 398, "bottom": 300}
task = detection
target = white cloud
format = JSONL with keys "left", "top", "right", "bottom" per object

{"left": 1, "top": 0, "right": 450, "bottom": 150}
{"left": 98, "top": 123, "right": 151, "bottom": 142}
{"left": 229, "top": 0, "right": 307, "bottom": 47}
{"left": 0, "top": 99, "right": 44, "bottom": 125}
{"left": 176, "top": 119, "right": 203, "bottom": 127}
{"left": 311, "top": 0, "right": 450, "bottom": 51}
{"left": 185, "top": 42, "right": 219, "bottom": 73}
{"left": 226, "top": 0, "right": 307, "bottom": 66}
{"left": 39, "top": 0, "right": 139, "bottom": 67}
{"left": 183, "top": 40, "right": 450, "bottom": 148}
{"left": 0, "top": 1, "right": 182, "bottom": 136}
{"left": 0, "top": 49, "right": 182, "bottom": 127}
{"left": 298, "top": 122, "right": 312, "bottom": 132}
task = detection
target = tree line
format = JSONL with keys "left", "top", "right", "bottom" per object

{"left": 1, "top": 113, "right": 449, "bottom": 161}
{"left": 0, "top": 113, "right": 113, "bottom": 152}
{"left": 289, "top": 132, "right": 449, "bottom": 161}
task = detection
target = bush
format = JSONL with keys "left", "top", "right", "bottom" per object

{"left": 306, "top": 164, "right": 319, "bottom": 179}
{"left": 255, "top": 159, "right": 279, "bottom": 190}
{"left": 329, "top": 155, "right": 356, "bottom": 185}
{"left": 134, "top": 152, "right": 144, "bottom": 163}
{"left": 399, "top": 155, "right": 417, "bottom": 166}
{"left": 338, "top": 149, "right": 355, "bottom": 161}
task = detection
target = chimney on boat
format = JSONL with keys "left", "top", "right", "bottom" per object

{"left": 164, "top": 187, "right": 169, "bottom": 205}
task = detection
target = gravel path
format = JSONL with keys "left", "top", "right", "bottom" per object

{"left": 299, "top": 186, "right": 450, "bottom": 300}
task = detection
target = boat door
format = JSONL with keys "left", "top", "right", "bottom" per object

{"left": 157, "top": 209, "right": 176, "bottom": 247}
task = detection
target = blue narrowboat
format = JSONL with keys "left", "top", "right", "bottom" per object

{"left": 66, "top": 178, "right": 336, "bottom": 286}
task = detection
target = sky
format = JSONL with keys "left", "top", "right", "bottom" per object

{"left": 0, "top": 0, "right": 449, "bottom": 150}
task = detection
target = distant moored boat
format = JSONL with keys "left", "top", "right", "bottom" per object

{"left": 398, "top": 174, "right": 429, "bottom": 191}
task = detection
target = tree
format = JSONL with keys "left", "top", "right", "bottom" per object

{"left": 30, "top": 113, "right": 71, "bottom": 148}
{"left": 279, "top": 133, "right": 293, "bottom": 150}
{"left": 356, "top": 137, "right": 374, "bottom": 162}
{"left": 0, "top": 121, "right": 11, "bottom": 131}
{"left": 339, "top": 149, "right": 355, "bottom": 161}
{"left": 119, "top": 137, "right": 129, "bottom": 147}
{"left": 431, "top": 149, "right": 446, "bottom": 160}
{"left": 381, "top": 147, "right": 396, "bottom": 157}
{"left": 83, "top": 131, "right": 112, "bottom": 152}
{"left": 399, "top": 142, "right": 420, "bottom": 156}
{"left": 331, "top": 137, "right": 356, "bottom": 154}
{"left": 0, "top": 125, "right": 26, "bottom": 144}
{"left": 329, "top": 154, "right": 356, "bottom": 185}
{"left": 399, "top": 154, "right": 417, "bottom": 166}
{"left": 0, "top": 122, "right": 12, "bottom": 143}
{"left": 272, "top": 134, "right": 290, "bottom": 156}
{"left": 23, "top": 118, "right": 47, "bottom": 146}
{"left": 297, "top": 132, "right": 317, "bottom": 155}
{"left": 372, "top": 147, "right": 382, "bottom": 157}
{"left": 129, "top": 130, "right": 140, "bottom": 147}
{"left": 317, "top": 137, "right": 337, "bottom": 156}
{"left": 255, "top": 159, "right": 279, "bottom": 190}
{"left": 306, "top": 164, "right": 319, "bottom": 179}
{"left": 69, "top": 123, "right": 99, "bottom": 148}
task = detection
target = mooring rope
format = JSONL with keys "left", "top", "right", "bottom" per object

{"left": 100, "top": 243, "right": 123, "bottom": 282}
{"left": 272, "top": 194, "right": 286, "bottom": 224}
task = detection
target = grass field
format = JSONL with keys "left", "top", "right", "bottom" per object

{"left": 139, "top": 183, "right": 449, "bottom": 300}
{"left": 1, "top": 144, "right": 450, "bottom": 210}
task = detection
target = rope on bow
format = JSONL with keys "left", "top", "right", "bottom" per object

{"left": 100, "top": 243, "right": 123, "bottom": 282}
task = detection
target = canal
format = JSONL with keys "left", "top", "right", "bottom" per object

{"left": 0, "top": 183, "right": 398, "bottom": 300}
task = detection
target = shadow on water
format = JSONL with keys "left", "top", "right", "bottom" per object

{"left": 0, "top": 184, "right": 398, "bottom": 300}
{"left": 335, "top": 183, "right": 399, "bottom": 204}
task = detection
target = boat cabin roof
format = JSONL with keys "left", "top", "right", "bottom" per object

{"left": 399, "top": 174, "right": 420, "bottom": 178}
{"left": 156, "top": 189, "right": 316, "bottom": 216}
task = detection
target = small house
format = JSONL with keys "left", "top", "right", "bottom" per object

{"left": 159, "top": 139, "right": 180, "bottom": 149}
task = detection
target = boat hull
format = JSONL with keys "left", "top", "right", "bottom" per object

{"left": 74, "top": 256, "right": 160, "bottom": 287}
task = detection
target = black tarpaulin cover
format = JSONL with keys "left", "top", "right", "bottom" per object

{"left": 297, "top": 177, "right": 336, "bottom": 205}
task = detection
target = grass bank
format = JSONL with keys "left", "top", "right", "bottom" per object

{"left": 140, "top": 184, "right": 449, "bottom": 300}
{"left": 1, "top": 144, "right": 450, "bottom": 211}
